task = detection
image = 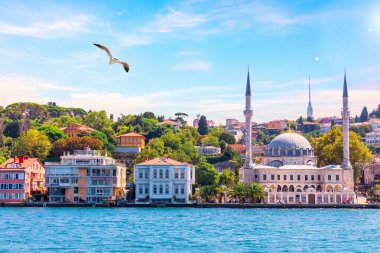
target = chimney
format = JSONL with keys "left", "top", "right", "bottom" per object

{"left": 19, "top": 156, "right": 24, "bottom": 164}
{"left": 14, "top": 156, "right": 17, "bottom": 163}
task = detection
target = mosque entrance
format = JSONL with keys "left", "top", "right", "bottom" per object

{"left": 308, "top": 194, "right": 316, "bottom": 204}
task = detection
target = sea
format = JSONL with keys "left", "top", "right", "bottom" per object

{"left": 0, "top": 207, "right": 379, "bottom": 252}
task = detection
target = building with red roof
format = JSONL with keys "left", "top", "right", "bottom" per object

{"left": 0, "top": 156, "right": 46, "bottom": 202}
{"left": 60, "top": 122, "right": 95, "bottom": 137}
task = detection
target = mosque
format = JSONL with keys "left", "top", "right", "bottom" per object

{"left": 240, "top": 71, "right": 356, "bottom": 204}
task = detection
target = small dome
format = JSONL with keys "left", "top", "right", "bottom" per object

{"left": 268, "top": 133, "right": 312, "bottom": 150}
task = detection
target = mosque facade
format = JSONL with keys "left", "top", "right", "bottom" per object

{"left": 240, "top": 71, "right": 356, "bottom": 204}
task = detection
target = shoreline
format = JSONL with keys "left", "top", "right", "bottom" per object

{"left": 1, "top": 202, "right": 380, "bottom": 209}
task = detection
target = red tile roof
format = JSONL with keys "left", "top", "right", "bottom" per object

{"left": 117, "top": 132, "right": 145, "bottom": 139}
{"left": 0, "top": 157, "right": 41, "bottom": 169}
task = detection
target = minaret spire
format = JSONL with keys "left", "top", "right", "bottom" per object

{"left": 243, "top": 68, "right": 254, "bottom": 169}
{"left": 342, "top": 70, "right": 352, "bottom": 170}
{"left": 307, "top": 75, "right": 314, "bottom": 119}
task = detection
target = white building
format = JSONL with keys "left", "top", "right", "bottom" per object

{"left": 225, "top": 128, "right": 243, "bottom": 142}
{"left": 366, "top": 129, "right": 380, "bottom": 147}
{"left": 45, "top": 147, "right": 126, "bottom": 203}
{"left": 195, "top": 146, "right": 221, "bottom": 155}
{"left": 319, "top": 123, "right": 331, "bottom": 134}
{"left": 241, "top": 72, "right": 355, "bottom": 204}
{"left": 369, "top": 118, "right": 380, "bottom": 130}
{"left": 134, "top": 157, "right": 195, "bottom": 204}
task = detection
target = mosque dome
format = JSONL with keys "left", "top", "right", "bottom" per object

{"left": 268, "top": 133, "right": 312, "bottom": 150}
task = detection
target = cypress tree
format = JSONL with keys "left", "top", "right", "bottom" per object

{"left": 198, "top": 116, "right": 208, "bottom": 135}
{"left": 359, "top": 107, "right": 369, "bottom": 122}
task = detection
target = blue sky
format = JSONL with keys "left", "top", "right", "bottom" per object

{"left": 0, "top": 0, "right": 379, "bottom": 124}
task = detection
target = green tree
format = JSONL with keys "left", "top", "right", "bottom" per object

{"left": 219, "top": 169, "right": 236, "bottom": 188}
{"left": 38, "top": 124, "right": 66, "bottom": 142}
{"left": 52, "top": 136, "right": 104, "bottom": 157}
{"left": 359, "top": 106, "right": 369, "bottom": 122}
{"left": 12, "top": 129, "right": 52, "bottom": 160}
{"left": 84, "top": 110, "right": 112, "bottom": 131}
{"left": 233, "top": 182, "right": 248, "bottom": 203}
{"left": 246, "top": 182, "right": 265, "bottom": 203}
{"left": 195, "top": 162, "right": 219, "bottom": 186}
{"left": 201, "top": 135, "right": 219, "bottom": 147}
{"left": 200, "top": 185, "right": 218, "bottom": 202}
{"left": 311, "top": 126, "right": 372, "bottom": 182}
{"left": 198, "top": 116, "right": 208, "bottom": 135}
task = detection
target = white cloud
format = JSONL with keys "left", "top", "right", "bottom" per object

{"left": 143, "top": 8, "right": 209, "bottom": 33}
{"left": 0, "top": 15, "right": 92, "bottom": 38}
{"left": 174, "top": 60, "right": 212, "bottom": 72}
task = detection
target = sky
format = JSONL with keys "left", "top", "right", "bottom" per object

{"left": 0, "top": 0, "right": 380, "bottom": 125}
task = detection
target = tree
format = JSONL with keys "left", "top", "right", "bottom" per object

{"left": 311, "top": 126, "right": 372, "bottom": 182}
{"left": 354, "top": 115, "right": 359, "bottom": 123}
{"left": 296, "top": 116, "right": 304, "bottom": 125}
{"left": 142, "top": 112, "right": 156, "bottom": 119}
{"left": 84, "top": 110, "right": 112, "bottom": 131}
{"left": 219, "top": 169, "right": 236, "bottom": 188}
{"left": 359, "top": 106, "right": 369, "bottom": 122}
{"left": 200, "top": 185, "right": 218, "bottom": 202}
{"left": 246, "top": 182, "right": 265, "bottom": 203}
{"left": 233, "top": 182, "right": 247, "bottom": 203}
{"left": 195, "top": 162, "right": 219, "bottom": 186}
{"left": 37, "top": 125, "right": 66, "bottom": 142}
{"left": 198, "top": 116, "right": 208, "bottom": 135}
{"left": 174, "top": 112, "right": 188, "bottom": 125}
{"left": 219, "top": 132, "right": 236, "bottom": 144}
{"left": 4, "top": 121, "right": 21, "bottom": 138}
{"left": 12, "top": 129, "right": 52, "bottom": 160}
{"left": 52, "top": 136, "right": 104, "bottom": 157}
{"left": 201, "top": 135, "right": 219, "bottom": 147}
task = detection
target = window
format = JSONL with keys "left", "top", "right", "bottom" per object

{"left": 263, "top": 174, "right": 267, "bottom": 180}
{"left": 297, "top": 175, "right": 301, "bottom": 180}
{"left": 159, "top": 185, "right": 163, "bottom": 194}
{"left": 145, "top": 186, "right": 149, "bottom": 194}
{"left": 139, "top": 186, "right": 143, "bottom": 194}
{"left": 290, "top": 175, "right": 293, "bottom": 180}
{"left": 145, "top": 171, "right": 149, "bottom": 179}
{"left": 165, "top": 185, "right": 169, "bottom": 194}
{"left": 154, "top": 169, "right": 157, "bottom": 179}
{"left": 311, "top": 175, "right": 315, "bottom": 181}
{"left": 74, "top": 187, "right": 78, "bottom": 194}
{"left": 159, "top": 170, "right": 163, "bottom": 179}
{"left": 181, "top": 172, "right": 185, "bottom": 179}
{"left": 165, "top": 170, "right": 169, "bottom": 179}
{"left": 271, "top": 175, "right": 275, "bottom": 180}
{"left": 153, "top": 185, "right": 157, "bottom": 194}
{"left": 305, "top": 175, "right": 308, "bottom": 181}
{"left": 336, "top": 175, "right": 339, "bottom": 181}
{"left": 139, "top": 171, "right": 143, "bottom": 179}
{"left": 283, "top": 175, "right": 287, "bottom": 180}
{"left": 255, "top": 175, "right": 258, "bottom": 179}
{"left": 175, "top": 186, "right": 179, "bottom": 194}
{"left": 328, "top": 175, "right": 332, "bottom": 181}
{"left": 175, "top": 172, "right": 179, "bottom": 179}
{"left": 318, "top": 175, "right": 321, "bottom": 181}
{"left": 181, "top": 187, "right": 185, "bottom": 194}
{"left": 277, "top": 175, "right": 280, "bottom": 180}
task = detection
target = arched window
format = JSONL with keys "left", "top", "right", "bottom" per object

{"left": 303, "top": 185, "right": 309, "bottom": 191}
{"left": 277, "top": 185, "right": 282, "bottom": 192}
{"left": 289, "top": 185, "right": 295, "bottom": 192}
{"left": 316, "top": 185, "right": 322, "bottom": 192}
{"left": 282, "top": 185, "right": 288, "bottom": 192}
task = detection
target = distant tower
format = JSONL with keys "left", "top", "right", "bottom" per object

{"left": 341, "top": 72, "right": 352, "bottom": 170}
{"left": 307, "top": 76, "right": 313, "bottom": 119}
{"left": 243, "top": 69, "right": 254, "bottom": 169}
{"left": 341, "top": 71, "right": 354, "bottom": 191}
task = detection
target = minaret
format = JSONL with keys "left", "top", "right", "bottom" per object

{"left": 307, "top": 76, "right": 313, "bottom": 119}
{"left": 341, "top": 71, "right": 352, "bottom": 170}
{"left": 243, "top": 68, "right": 254, "bottom": 169}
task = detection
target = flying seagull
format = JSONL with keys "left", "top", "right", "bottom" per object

{"left": 93, "top": 43, "right": 129, "bottom": 73}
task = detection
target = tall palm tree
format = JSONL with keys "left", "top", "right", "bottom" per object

{"left": 246, "top": 182, "right": 265, "bottom": 204}
{"left": 200, "top": 185, "right": 217, "bottom": 202}
{"left": 233, "top": 182, "right": 247, "bottom": 203}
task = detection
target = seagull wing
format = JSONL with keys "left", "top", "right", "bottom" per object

{"left": 93, "top": 43, "right": 113, "bottom": 60}
{"left": 116, "top": 60, "right": 130, "bottom": 73}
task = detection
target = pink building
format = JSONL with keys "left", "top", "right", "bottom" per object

{"left": 0, "top": 156, "right": 46, "bottom": 203}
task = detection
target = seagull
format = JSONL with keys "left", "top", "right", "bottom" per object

{"left": 93, "top": 43, "right": 130, "bottom": 73}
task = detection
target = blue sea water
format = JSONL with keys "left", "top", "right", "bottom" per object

{"left": 0, "top": 208, "right": 379, "bottom": 253}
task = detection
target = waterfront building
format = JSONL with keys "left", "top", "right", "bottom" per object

{"left": 45, "top": 147, "right": 126, "bottom": 203}
{"left": 241, "top": 71, "right": 355, "bottom": 204}
{"left": 134, "top": 157, "right": 195, "bottom": 204}
{"left": 362, "top": 155, "right": 380, "bottom": 186}
{"left": 365, "top": 129, "right": 380, "bottom": 147}
{"left": 60, "top": 122, "right": 95, "bottom": 137}
{"left": 195, "top": 146, "right": 221, "bottom": 156}
{"left": 0, "top": 156, "right": 45, "bottom": 202}
{"left": 307, "top": 76, "right": 314, "bottom": 119}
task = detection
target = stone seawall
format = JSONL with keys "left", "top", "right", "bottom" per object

{"left": 1, "top": 202, "right": 380, "bottom": 209}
